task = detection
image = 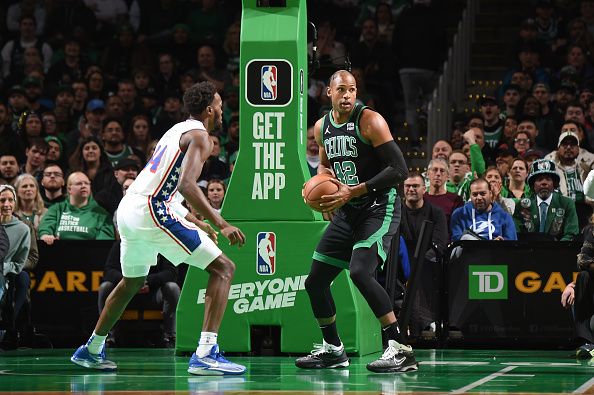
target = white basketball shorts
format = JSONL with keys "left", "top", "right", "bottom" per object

{"left": 117, "top": 193, "right": 222, "bottom": 278}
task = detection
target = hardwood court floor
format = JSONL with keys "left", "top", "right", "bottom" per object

{"left": 1, "top": 348, "right": 593, "bottom": 394}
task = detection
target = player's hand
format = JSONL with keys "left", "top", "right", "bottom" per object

{"left": 138, "top": 283, "right": 150, "bottom": 294}
{"left": 220, "top": 225, "right": 246, "bottom": 247}
{"left": 41, "top": 235, "right": 58, "bottom": 245}
{"left": 319, "top": 179, "right": 351, "bottom": 212}
{"left": 322, "top": 210, "right": 335, "bottom": 221}
{"left": 196, "top": 220, "right": 218, "bottom": 244}
{"left": 493, "top": 236, "right": 504, "bottom": 241}
{"left": 561, "top": 283, "right": 575, "bottom": 308}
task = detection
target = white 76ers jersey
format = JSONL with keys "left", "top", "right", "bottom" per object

{"left": 127, "top": 119, "right": 205, "bottom": 200}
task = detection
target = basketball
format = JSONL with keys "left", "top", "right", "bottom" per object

{"left": 302, "top": 174, "right": 340, "bottom": 212}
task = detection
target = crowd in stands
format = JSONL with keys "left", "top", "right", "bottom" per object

{"left": 2, "top": 0, "right": 594, "bottom": 349}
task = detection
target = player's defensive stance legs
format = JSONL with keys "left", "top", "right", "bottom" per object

{"left": 71, "top": 276, "right": 146, "bottom": 371}
{"left": 349, "top": 246, "right": 417, "bottom": 373}
{"left": 187, "top": 253, "right": 246, "bottom": 375}
{"left": 295, "top": 260, "right": 350, "bottom": 369}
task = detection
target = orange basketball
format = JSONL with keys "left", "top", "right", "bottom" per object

{"left": 302, "top": 174, "right": 339, "bottom": 212}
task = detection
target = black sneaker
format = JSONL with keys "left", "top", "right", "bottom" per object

{"left": 366, "top": 340, "right": 418, "bottom": 373}
{"left": 295, "top": 341, "right": 350, "bottom": 369}
{"left": 576, "top": 343, "right": 594, "bottom": 359}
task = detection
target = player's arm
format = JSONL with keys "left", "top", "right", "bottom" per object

{"left": 178, "top": 130, "right": 245, "bottom": 246}
{"left": 320, "top": 110, "right": 408, "bottom": 211}
{"left": 314, "top": 118, "right": 334, "bottom": 176}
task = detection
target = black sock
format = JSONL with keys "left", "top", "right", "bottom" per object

{"left": 382, "top": 321, "right": 405, "bottom": 344}
{"left": 320, "top": 321, "right": 341, "bottom": 347}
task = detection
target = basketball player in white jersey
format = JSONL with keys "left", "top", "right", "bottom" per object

{"left": 71, "top": 82, "right": 247, "bottom": 375}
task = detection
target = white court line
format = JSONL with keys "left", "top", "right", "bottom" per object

{"left": 420, "top": 361, "right": 489, "bottom": 366}
{"left": 573, "top": 376, "right": 594, "bottom": 393}
{"left": 451, "top": 365, "right": 517, "bottom": 394}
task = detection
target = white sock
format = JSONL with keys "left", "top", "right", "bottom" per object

{"left": 196, "top": 331, "right": 218, "bottom": 357}
{"left": 86, "top": 332, "right": 107, "bottom": 354}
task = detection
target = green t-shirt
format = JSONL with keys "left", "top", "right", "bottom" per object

{"left": 563, "top": 168, "right": 585, "bottom": 203}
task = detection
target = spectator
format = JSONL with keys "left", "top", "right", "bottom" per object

{"left": 6, "top": 0, "right": 47, "bottom": 36}
{"left": 23, "top": 77, "right": 51, "bottom": 115}
{"left": 44, "top": 136, "right": 65, "bottom": 168}
{"left": 222, "top": 22, "right": 240, "bottom": 74}
{"left": 132, "top": 68, "right": 152, "bottom": 99}
{"left": 223, "top": 115, "right": 240, "bottom": 164}
{"left": 104, "top": 94, "right": 125, "bottom": 120}
{"left": 501, "top": 84, "right": 522, "bottom": 118}
{"left": 39, "top": 172, "right": 114, "bottom": 243}
{"left": 424, "top": 158, "right": 463, "bottom": 233}
{"left": 554, "top": 121, "right": 594, "bottom": 168}
{"left": 502, "top": 115, "right": 518, "bottom": 148}
{"left": 512, "top": 130, "right": 533, "bottom": 157}
{"left": 0, "top": 103, "right": 23, "bottom": 163}
{"left": 190, "top": 44, "right": 226, "bottom": 93}
{"left": 18, "top": 111, "right": 44, "bottom": 149}
{"left": 41, "top": 112, "right": 58, "bottom": 138}
{"left": 71, "top": 79, "right": 89, "bottom": 118}
{"left": 206, "top": 179, "right": 226, "bottom": 212}
{"left": 478, "top": 96, "right": 504, "bottom": 150}
{"left": 68, "top": 136, "right": 118, "bottom": 198}
{"left": 448, "top": 130, "right": 486, "bottom": 199}
{"left": 198, "top": 135, "right": 230, "bottom": 188}
{"left": 81, "top": 99, "right": 107, "bottom": 140}
{"left": 40, "top": 164, "right": 65, "bottom": 208}
{"left": 95, "top": 157, "right": 139, "bottom": 215}
{"left": 516, "top": 117, "right": 551, "bottom": 155}
{"left": 485, "top": 166, "right": 516, "bottom": 215}
{"left": 86, "top": 68, "right": 105, "bottom": 100}
{"left": 100, "top": 118, "right": 143, "bottom": 168}
{"left": 99, "top": 243, "right": 180, "bottom": 348}
{"left": 495, "top": 149, "right": 514, "bottom": 179}
{"left": 305, "top": 125, "right": 320, "bottom": 177}
{"left": 117, "top": 79, "right": 144, "bottom": 119}
{"left": 154, "top": 90, "right": 184, "bottom": 139}
{"left": 14, "top": 174, "right": 46, "bottom": 232}
{"left": 101, "top": 22, "right": 153, "bottom": 82}
{"left": 451, "top": 178, "right": 517, "bottom": 241}
{"left": 0, "top": 155, "right": 20, "bottom": 186}
{"left": 513, "top": 158, "right": 579, "bottom": 240}
{"left": 430, "top": 140, "right": 453, "bottom": 161}
{"left": 155, "top": 53, "right": 180, "bottom": 99}
{"left": 0, "top": 185, "right": 30, "bottom": 311}
{"left": 545, "top": 130, "right": 594, "bottom": 228}
{"left": 1, "top": 15, "right": 53, "bottom": 82}
{"left": 47, "top": 39, "right": 89, "bottom": 89}
{"left": 532, "top": 83, "right": 554, "bottom": 122}
{"left": 21, "top": 138, "right": 48, "bottom": 179}
{"left": 168, "top": 23, "right": 195, "bottom": 74}
{"left": 401, "top": 172, "right": 448, "bottom": 335}
{"left": 128, "top": 115, "right": 152, "bottom": 160}
{"left": 507, "top": 157, "right": 532, "bottom": 199}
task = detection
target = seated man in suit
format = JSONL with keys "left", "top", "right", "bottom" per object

{"left": 513, "top": 159, "right": 579, "bottom": 241}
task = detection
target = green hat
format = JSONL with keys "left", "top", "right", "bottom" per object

{"left": 45, "top": 136, "right": 63, "bottom": 153}
{"left": 527, "top": 159, "right": 560, "bottom": 187}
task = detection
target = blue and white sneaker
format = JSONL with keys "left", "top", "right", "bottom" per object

{"left": 70, "top": 344, "right": 117, "bottom": 371}
{"left": 188, "top": 344, "right": 246, "bottom": 375}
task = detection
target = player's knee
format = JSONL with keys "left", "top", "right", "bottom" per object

{"left": 208, "top": 255, "right": 236, "bottom": 282}
{"left": 349, "top": 265, "right": 369, "bottom": 287}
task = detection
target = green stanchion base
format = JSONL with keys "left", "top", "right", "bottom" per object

{"left": 176, "top": 221, "right": 381, "bottom": 356}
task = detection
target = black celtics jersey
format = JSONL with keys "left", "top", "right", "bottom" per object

{"left": 320, "top": 104, "right": 387, "bottom": 203}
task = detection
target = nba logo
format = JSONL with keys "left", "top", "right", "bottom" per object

{"left": 256, "top": 232, "right": 276, "bottom": 275}
{"left": 261, "top": 65, "right": 277, "bottom": 100}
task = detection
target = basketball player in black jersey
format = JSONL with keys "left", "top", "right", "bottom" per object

{"left": 295, "top": 70, "right": 416, "bottom": 373}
